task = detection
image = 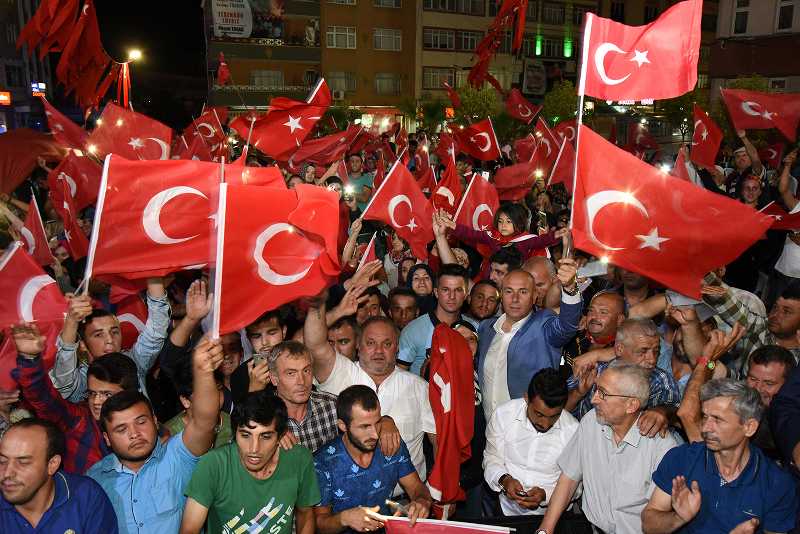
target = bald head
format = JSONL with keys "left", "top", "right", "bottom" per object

{"left": 501, "top": 270, "right": 536, "bottom": 322}
{"left": 586, "top": 292, "right": 626, "bottom": 340}
{"left": 523, "top": 257, "right": 557, "bottom": 308}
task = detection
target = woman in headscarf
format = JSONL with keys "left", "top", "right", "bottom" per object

{"left": 406, "top": 263, "right": 436, "bottom": 315}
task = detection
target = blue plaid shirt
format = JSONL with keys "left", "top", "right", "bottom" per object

{"left": 569, "top": 360, "right": 681, "bottom": 420}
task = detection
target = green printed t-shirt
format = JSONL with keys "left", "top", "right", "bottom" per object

{"left": 184, "top": 442, "right": 321, "bottom": 534}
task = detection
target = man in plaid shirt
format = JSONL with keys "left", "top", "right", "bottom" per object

{"left": 702, "top": 273, "right": 800, "bottom": 374}
{"left": 566, "top": 319, "right": 680, "bottom": 436}
{"left": 267, "top": 341, "right": 338, "bottom": 453}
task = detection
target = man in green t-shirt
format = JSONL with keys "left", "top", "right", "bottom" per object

{"left": 180, "top": 391, "right": 320, "bottom": 534}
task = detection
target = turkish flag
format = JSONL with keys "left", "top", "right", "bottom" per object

{"left": 40, "top": 97, "right": 88, "bottom": 151}
{"left": 417, "top": 167, "right": 437, "bottom": 195}
{"left": 0, "top": 322, "right": 60, "bottom": 390}
{"left": 414, "top": 145, "right": 431, "bottom": 177}
{"left": 443, "top": 82, "right": 461, "bottom": 109}
{"left": 182, "top": 108, "right": 228, "bottom": 160}
{"left": 214, "top": 184, "right": 340, "bottom": 335}
{"left": 88, "top": 156, "right": 220, "bottom": 279}
{"left": 51, "top": 180, "right": 89, "bottom": 260}
{"left": 287, "top": 125, "right": 363, "bottom": 165}
{"left": 384, "top": 518, "right": 510, "bottom": 534}
{"left": 395, "top": 128, "right": 409, "bottom": 156}
{"left": 759, "top": 143, "right": 785, "bottom": 170}
{"left": 513, "top": 134, "right": 537, "bottom": 163}
{"left": 494, "top": 160, "right": 539, "bottom": 201}
{"left": 532, "top": 117, "right": 560, "bottom": 170}
{"left": 690, "top": 104, "right": 723, "bottom": 169}
{"left": 0, "top": 242, "right": 67, "bottom": 327}
{"left": 670, "top": 146, "right": 691, "bottom": 181}
{"left": 434, "top": 133, "right": 459, "bottom": 164}
{"left": 54, "top": 0, "right": 110, "bottom": 93}
{"left": 547, "top": 138, "right": 576, "bottom": 194}
{"left": 115, "top": 294, "right": 148, "bottom": 351}
{"left": 173, "top": 134, "right": 214, "bottom": 162}
{"left": 225, "top": 158, "right": 286, "bottom": 188}
{"left": 87, "top": 103, "right": 173, "bottom": 160}
{"left": 231, "top": 104, "right": 326, "bottom": 160}
{"left": 554, "top": 118, "right": 578, "bottom": 146}
{"left": 721, "top": 89, "right": 800, "bottom": 142}
{"left": 20, "top": 196, "right": 54, "bottom": 267}
{"left": 628, "top": 122, "right": 660, "bottom": 151}
{"left": 46, "top": 153, "right": 101, "bottom": 211}
{"left": 572, "top": 125, "right": 773, "bottom": 297}
{"left": 372, "top": 153, "right": 386, "bottom": 190}
{"left": 505, "top": 89, "right": 540, "bottom": 124}
{"left": 216, "top": 52, "right": 231, "bottom": 86}
{"left": 356, "top": 232, "right": 378, "bottom": 272}
{"left": 580, "top": 0, "right": 702, "bottom": 101}
{"left": 454, "top": 173, "right": 499, "bottom": 232}
{"left": 427, "top": 324, "right": 475, "bottom": 503}
{"left": 307, "top": 78, "right": 332, "bottom": 107}
{"left": 17, "top": 0, "right": 78, "bottom": 58}
{"left": 432, "top": 157, "right": 463, "bottom": 216}
{"left": 362, "top": 160, "right": 434, "bottom": 260}
{"left": 760, "top": 202, "right": 800, "bottom": 231}
{"left": 452, "top": 119, "right": 501, "bottom": 161}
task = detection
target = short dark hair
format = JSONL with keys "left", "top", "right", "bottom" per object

{"left": 388, "top": 286, "right": 418, "bottom": 304}
{"left": 78, "top": 309, "right": 117, "bottom": 339}
{"left": 87, "top": 353, "right": 139, "bottom": 392}
{"left": 325, "top": 176, "right": 343, "bottom": 187}
{"left": 495, "top": 203, "right": 530, "bottom": 234}
{"left": 172, "top": 359, "right": 224, "bottom": 400}
{"left": 231, "top": 390, "right": 288, "bottom": 436}
{"left": 330, "top": 314, "right": 360, "bottom": 335}
{"left": 246, "top": 309, "right": 285, "bottom": 332}
{"left": 489, "top": 247, "right": 523, "bottom": 271}
{"left": 437, "top": 263, "right": 470, "bottom": 285}
{"left": 780, "top": 281, "right": 800, "bottom": 303}
{"left": 8, "top": 418, "right": 66, "bottom": 460}
{"left": 472, "top": 279, "right": 499, "bottom": 295}
{"left": 749, "top": 345, "right": 797, "bottom": 379}
{"left": 336, "top": 385, "right": 379, "bottom": 426}
{"left": 99, "top": 391, "right": 154, "bottom": 433}
{"left": 527, "top": 368, "right": 568, "bottom": 409}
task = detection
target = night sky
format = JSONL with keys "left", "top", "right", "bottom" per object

{"left": 96, "top": 1, "right": 206, "bottom": 79}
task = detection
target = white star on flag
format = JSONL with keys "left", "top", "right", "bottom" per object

{"left": 636, "top": 228, "right": 670, "bottom": 250}
{"left": 407, "top": 218, "right": 418, "bottom": 232}
{"left": 701, "top": 129, "right": 708, "bottom": 141}
{"left": 630, "top": 50, "right": 651, "bottom": 68}
{"left": 284, "top": 115, "right": 303, "bottom": 134}
{"left": 762, "top": 110, "right": 776, "bottom": 120}
{"left": 53, "top": 123, "right": 64, "bottom": 131}
{"left": 128, "top": 138, "right": 145, "bottom": 149}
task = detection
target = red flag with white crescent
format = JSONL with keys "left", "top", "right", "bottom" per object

{"left": 454, "top": 173, "right": 499, "bottom": 233}
{"left": 554, "top": 118, "right": 578, "bottom": 146}
{"left": 46, "top": 153, "right": 102, "bottom": 211}
{"left": 452, "top": 119, "right": 501, "bottom": 161}
{"left": 721, "top": 89, "right": 800, "bottom": 142}
{"left": 760, "top": 201, "right": 800, "bottom": 231}
{"left": 0, "top": 242, "right": 67, "bottom": 327}
{"left": 40, "top": 97, "right": 88, "bottom": 151}
{"left": 505, "top": 88, "right": 540, "bottom": 124}
{"left": 689, "top": 104, "right": 723, "bottom": 169}
{"left": 115, "top": 294, "right": 148, "bottom": 351}
{"left": 356, "top": 232, "right": 378, "bottom": 272}
{"left": 87, "top": 102, "right": 173, "bottom": 160}
{"left": 20, "top": 196, "right": 54, "bottom": 267}
{"left": 547, "top": 138, "right": 576, "bottom": 194}
{"left": 50, "top": 180, "right": 89, "bottom": 260}
{"left": 432, "top": 157, "right": 463, "bottom": 216}
{"left": 758, "top": 143, "right": 785, "bottom": 170}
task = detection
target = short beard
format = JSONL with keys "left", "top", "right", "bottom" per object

{"left": 346, "top": 429, "right": 377, "bottom": 453}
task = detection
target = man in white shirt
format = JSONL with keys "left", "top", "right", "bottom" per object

{"left": 483, "top": 368, "right": 579, "bottom": 516}
{"left": 304, "top": 294, "right": 437, "bottom": 480}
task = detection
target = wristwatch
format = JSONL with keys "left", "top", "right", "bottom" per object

{"left": 696, "top": 356, "right": 715, "bottom": 371}
{"left": 498, "top": 473, "right": 511, "bottom": 494}
{"left": 536, "top": 530, "right": 548, "bottom": 534}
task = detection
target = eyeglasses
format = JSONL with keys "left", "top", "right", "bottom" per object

{"left": 594, "top": 387, "right": 638, "bottom": 401}
{"left": 87, "top": 390, "right": 117, "bottom": 400}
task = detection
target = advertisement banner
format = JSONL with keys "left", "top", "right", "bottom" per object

{"left": 522, "top": 60, "right": 547, "bottom": 96}
{"left": 212, "top": 0, "right": 254, "bottom": 38}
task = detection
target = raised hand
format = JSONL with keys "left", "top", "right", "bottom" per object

{"left": 11, "top": 323, "right": 46, "bottom": 356}
{"left": 193, "top": 337, "right": 224, "bottom": 375}
{"left": 671, "top": 476, "right": 701, "bottom": 524}
{"left": 185, "top": 280, "right": 212, "bottom": 322}
{"left": 556, "top": 258, "right": 578, "bottom": 292}
{"left": 65, "top": 293, "right": 93, "bottom": 324}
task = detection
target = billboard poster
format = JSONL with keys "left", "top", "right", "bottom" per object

{"left": 522, "top": 60, "right": 547, "bottom": 96}
{"left": 212, "top": 0, "right": 285, "bottom": 39}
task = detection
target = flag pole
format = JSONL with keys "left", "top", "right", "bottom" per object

{"left": 210, "top": 183, "right": 228, "bottom": 340}
{"left": 82, "top": 154, "right": 113, "bottom": 295}
{"left": 356, "top": 232, "right": 377, "bottom": 272}
{"left": 360, "top": 148, "right": 406, "bottom": 216}
{"left": 30, "top": 189, "right": 55, "bottom": 263}
{"left": 547, "top": 138, "right": 568, "bottom": 188}
{"left": 569, "top": 12, "right": 594, "bottom": 231}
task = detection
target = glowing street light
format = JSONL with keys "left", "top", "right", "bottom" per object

{"left": 127, "top": 49, "right": 143, "bottom": 62}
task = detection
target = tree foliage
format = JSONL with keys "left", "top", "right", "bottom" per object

{"left": 659, "top": 88, "right": 708, "bottom": 142}
{"left": 541, "top": 80, "right": 578, "bottom": 124}
{"left": 453, "top": 86, "right": 501, "bottom": 126}
{"left": 318, "top": 104, "right": 362, "bottom": 136}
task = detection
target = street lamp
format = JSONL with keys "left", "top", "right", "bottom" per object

{"left": 127, "top": 49, "right": 143, "bottom": 62}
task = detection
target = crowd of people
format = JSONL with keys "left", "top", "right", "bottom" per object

{"left": 1, "top": 121, "right": 800, "bottom": 534}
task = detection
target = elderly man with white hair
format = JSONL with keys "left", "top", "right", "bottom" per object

{"left": 536, "top": 361, "right": 679, "bottom": 534}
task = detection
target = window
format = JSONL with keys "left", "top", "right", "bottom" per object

{"left": 498, "top": 31, "right": 513, "bottom": 54}
{"left": 699, "top": 45, "right": 710, "bottom": 65}
{"left": 329, "top": 0, "right": 356, "bottom": 4}
{"left": 423, "top": 0, "right": 484, "bottom": 16}
{"left": 777, "top": 1, "right": 794, "bottom": 31}
{"left": 423, "top": 67, "right": 455, "bottom": 89}
{"left": 488, "top": 0, "right": 499, "bottom": 16}
{"left": 423, "top": 28, "right": 454, "bottom": 49}
{"left": 5, "top": 65, "right": 24, "bottom": 88}
{"left": 375, "top": 73, "right": 401, "bottom": 95}
{"left": 457, "top": 30, "right": 482, "bottom": 51}
{"left": 251, "top": 70, "right": 284, "bottom": 88}
{"left": 733, "top": 0, "right": 749, "bottom": 34}
{"left": 542, "top": 3, "right": 564, "bottom": 24}
{"left": 542, "top": 36, "right": 561, "bottom": 58}
{"left": 328, "top": 71, "right": 357, "bottom": 92}
{"left": 374, "top": 0, "right": 401, "bottom": 7}
{"left": 697, "top": 74, "right": 708, "bottom": 89}
{"left": 644, "top": 3, "right": 659, "bottom": 23}
{"left": 701, "top": 13, "right": 718, "bottom": 32}
{"left": 5, "top": 23, "right": 17, "bottom": 45}
{"left": 770, "top": 78, "right": 787, "bottom": 91}
{"left": 526, "top": 1, "right": 538, "bottom": 19}
{"left": 374, "top": 28, "right": 401, "bottom": 50}
{"left": 573, "top": 5, "right": 594, "bottom": 25}
{"left": 326, "top": 26, "right": 356, "bottom": 48}
{"left": 610, "top": 1, "right": 625, "bottom": 23}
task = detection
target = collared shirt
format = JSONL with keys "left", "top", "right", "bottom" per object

{"left": 51, "top": 293, "right": 171, "bottom": 402}
{"left": 398, "top": 311, "right": 463, "bottom": 376}
{"left": 569, "top": 360, "right": 681, "bottom": 420}
{"left": 0, "top": 471, "right": 118, "bottom": 533}
{"left": 87, "top": 431, "right": 199, "bottom": 534}
{"left": 558, "top": 409, "right": 678, "bottom": 534}
{"left": 483, "top": 398, "right": 579, "bottom": 516}
{"left": 652, "top": 442, "right": 797, "bottom": 533}
{"left": 316, "top": 353, "right": 436, "bottom": 479}
{"left": 483, "top": 313, "right": 530, "bottom": 420}
{"left": 289, "top": 390, "right": 339, "bottom": 453}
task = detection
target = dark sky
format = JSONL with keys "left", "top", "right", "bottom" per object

{"left": 96, "top": 1, "right": 206, "bottom": 79}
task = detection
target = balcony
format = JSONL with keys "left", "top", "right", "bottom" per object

{"left": 209, "top": 84, "right": 314, "bottom": 107}
{"left": 208, "top": 39, "right": 321, "bottom": 62}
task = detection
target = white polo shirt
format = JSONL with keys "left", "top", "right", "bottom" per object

{"left": 317, "top": 352, "right": 436, "bottom": 479}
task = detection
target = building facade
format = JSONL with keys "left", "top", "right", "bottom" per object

{"left": 0, "top": 0, "right": 52, "bottom": 132}
{"left": 710, "top": 0, "right": 800, "bottom": 95}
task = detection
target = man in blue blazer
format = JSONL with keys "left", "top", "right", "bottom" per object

{"left": 477, "top": 259, "right": 582, "bottom": 420}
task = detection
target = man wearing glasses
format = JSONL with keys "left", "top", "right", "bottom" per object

{"left": 536, "top": 361, "right": 679, "bottom": 534}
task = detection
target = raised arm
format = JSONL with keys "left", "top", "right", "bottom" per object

{"left": 433, "top": 209, "right": 457, "bottom": 265}
{"left": 543, "top": 259, "right": 582, "bottom": 347}
{"left": 778, "top": 150, "right": 799, "bottom": 211}
{"left": 737, "top": 131, "right": 763, "bottom": 176}
{"left": 160, "top": 280, "right": 211, "bottom": 379}
{"left": 182, "top": 337, "right": 224, "bottom": 456}
{"left": 398, "top": 471, "right": 432, "bottom": 525}
{"left": 128, "top": 277, "right": 171, "bottom": 378}
{"left": 304, "top": 294, "right": 338, "bottom": 384}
